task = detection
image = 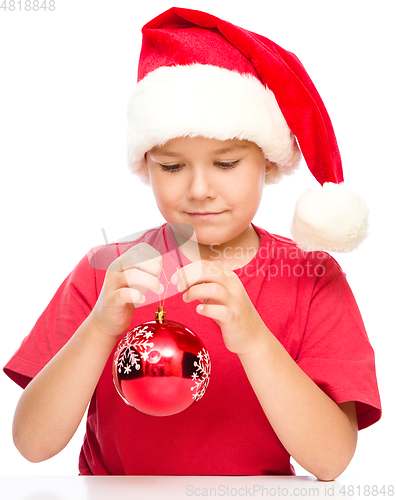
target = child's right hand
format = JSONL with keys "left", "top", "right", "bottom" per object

{"left": 90, "top": 243, "right": 163, "bottom": 338}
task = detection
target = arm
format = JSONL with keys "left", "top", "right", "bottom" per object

{"left": 12, "top": 317, "right": 119, "bottom": 463}
{"left": 13, "top": 244, "right": 163, "bottom": 463}
{"left": 238, "top": 325, "right": 357, "bottom": 481}
{"left": 174, "top": 261, "right": 358, "bottom": 481}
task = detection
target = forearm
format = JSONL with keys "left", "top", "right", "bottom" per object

{"left": 12, "top": 316, "right": 119, "bottom": 463}
{"left": 238, "top": 323, "right": 357, "bottom": 481}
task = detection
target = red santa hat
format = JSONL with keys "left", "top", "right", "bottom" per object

{"left": 126, "top": 7, "right": 368, "bottom": 252}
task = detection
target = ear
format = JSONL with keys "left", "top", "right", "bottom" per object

{"left": 265, "top": 160, "right": 276, "bottom": 175}
{"left": 135, "top": 154, "right": 151, "bottom": 185}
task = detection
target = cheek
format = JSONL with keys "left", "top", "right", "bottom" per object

{"left": 231, "top": 169, "right": 265, "bottom": 205}
{"left": 251, "top": 163, "right": 266, "bottom": 195}
{"left": 149, "top": 173, "right": 181, "bottom": 212}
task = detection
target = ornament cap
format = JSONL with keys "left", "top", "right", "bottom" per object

{"left": 155, "top": 306, "right": 166, "bottom": 323}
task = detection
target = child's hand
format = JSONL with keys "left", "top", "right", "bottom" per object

{"left": 171, "top": 261, "right": 263, "bottom": 355}
{"left": 90, "top": 243, "right": 163, "bottom": 338}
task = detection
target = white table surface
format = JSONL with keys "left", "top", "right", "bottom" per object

{"left": 1, "top": 475, "right": 393, "bottom": 500}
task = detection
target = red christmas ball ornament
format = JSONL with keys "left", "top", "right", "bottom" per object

{"left": 113, "top": 306, "right": 211, "bottom": 416}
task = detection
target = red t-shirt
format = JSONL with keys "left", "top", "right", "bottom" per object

{"left": 3, "top": 224, "right": 381, "bottom": 475}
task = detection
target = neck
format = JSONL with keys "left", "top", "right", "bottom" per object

{"left": 171, "top": 224, "right": 260, "bottom": 270}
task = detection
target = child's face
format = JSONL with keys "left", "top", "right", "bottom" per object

{"left": 146, "top": 136, "right": 269, "bottom": 248}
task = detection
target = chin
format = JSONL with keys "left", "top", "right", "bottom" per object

{"left": 194, "top": 229, "right": 230, "bottom": 247}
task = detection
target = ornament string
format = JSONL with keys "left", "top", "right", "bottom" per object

{"left": 158, "top": 266, "right": 178, "bottom": 308}
{"left": 158, "top": 224, "right": 208, "bottom": 309}
{"left": 158, "top": 224, "right": 188, "bottom": 310}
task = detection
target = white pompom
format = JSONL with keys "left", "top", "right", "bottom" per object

{"left": 291, "top": 182, "right": 369, "bottom": 252}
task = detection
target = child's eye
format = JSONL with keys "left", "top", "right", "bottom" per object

{"left": 160, "top": 164, "right": 183, "bottom": 172}
{"left": 215, "top": 160, "right": 241, "bottom": 169}
{"left": 159, "top": 160, "right": 240, "bottom": 172}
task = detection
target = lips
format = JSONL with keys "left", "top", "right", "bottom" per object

{"left": 185, "top": 211, "right": 224, "bottom": 220}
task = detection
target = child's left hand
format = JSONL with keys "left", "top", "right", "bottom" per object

{"left": 171, "top": 261, "right": 264, "bottom": 355}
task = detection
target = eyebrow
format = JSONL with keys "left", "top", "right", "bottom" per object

{"left": 212, "top": 145, "right": 250, "bottom": 154}
{"left": 151, "top": 144, "right": 250, "bottom": 157}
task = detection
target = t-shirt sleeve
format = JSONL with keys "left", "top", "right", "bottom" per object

{"left": 295, "top": 263, "right": 381, "bottom": 430}
{"left": 3, "top": 252, "right": 102, "bottom": 389}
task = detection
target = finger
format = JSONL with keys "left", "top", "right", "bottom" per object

{"left": 195, "top": 303, "right": 233, "bottom": 324}
{"left": 124, "top": 256, "right": 162, "bottom": 278}
{"left": 108, "top": 243, "right": 162, "bottom": 272}
{"left": 183, "top": 282, "right": 228, "bottom": 305}
{"left": 120, "top": 268, "right": 164, "bottom": 296}
{"left": 108, "top": 257, "right": 162, "bottom": 280}
{"left": 123, "top": 243, "right": 162, "bottom": 271}
{"left": 171, "top": 260, "right": 225, "bottom": 292}
{"left": 110, "top": 287, "right": 146, "bottom": 308}
{"left": 170, "top": 260, "right": 203, "bottom": 290}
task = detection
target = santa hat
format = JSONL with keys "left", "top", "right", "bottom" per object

{"left": 126, "top": 7, "right": 368, "bottom": 252}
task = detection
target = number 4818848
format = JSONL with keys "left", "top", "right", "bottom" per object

{"left": 1, "top": 0, "right": 55, "bottom": 11}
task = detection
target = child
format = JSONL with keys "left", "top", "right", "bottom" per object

{"left": 4, "top": 7, "right": 381, "bottom": 480}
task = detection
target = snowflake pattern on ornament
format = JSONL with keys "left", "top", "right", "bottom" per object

{"left": 115, "top": 325, "right": 154, "bottom": 375}
{"left": 191, "top": 349, "right": 211, "bottom": 401}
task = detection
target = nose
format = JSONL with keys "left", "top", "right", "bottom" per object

{"left": 186, "top": 167, "right": 217, "bottom": 201}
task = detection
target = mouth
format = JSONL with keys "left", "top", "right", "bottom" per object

{"left": 185, "top": 211, "right": 224, "bottom": 220}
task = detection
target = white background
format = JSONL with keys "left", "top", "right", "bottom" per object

{"left": 0, "top": 0, "right": 394, "bottom": 480}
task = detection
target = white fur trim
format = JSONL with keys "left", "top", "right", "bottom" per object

{"left": 291, "top": 182, "right": 369, "bottom": 252}
{"left": 126, "top": 64, "right": 301, "bottom": 184}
